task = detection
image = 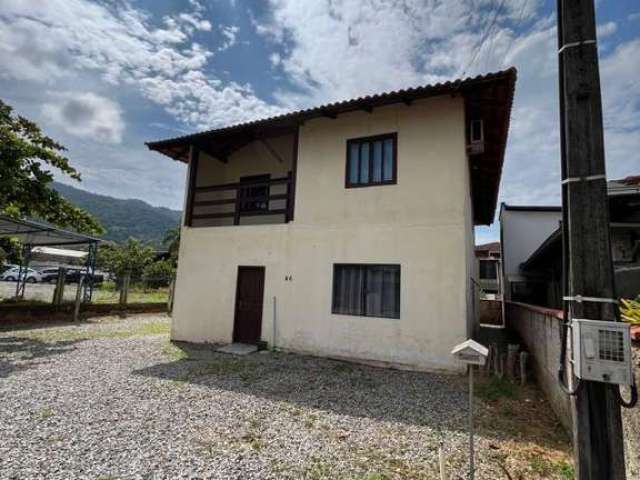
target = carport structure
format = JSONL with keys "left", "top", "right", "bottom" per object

{"left": 0, "top": 215, "right": 102, "bottom": 302}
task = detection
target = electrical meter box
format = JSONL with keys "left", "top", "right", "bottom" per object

{"left": 572, "top": 318, "right": 633, "bottom": 385}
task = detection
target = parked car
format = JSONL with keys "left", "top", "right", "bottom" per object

{"left": 1, "top": 263, "right": 19, "bottom": 274}
{"left": 39, "top": 267, "right": 63, "bottom": 283}
{"left": 64, "top": 268, "right": 104, "bottom": 285}
{"left": 36, "top": 267, "right": 104, "bottom": 285}
{"left": 0, "top": 267, "right": 43, "bottom": 283}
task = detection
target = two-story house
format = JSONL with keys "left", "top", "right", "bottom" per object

{"left": 146, "top": 68, "right": 516, "bottom": 372}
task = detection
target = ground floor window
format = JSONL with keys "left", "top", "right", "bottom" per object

{"left": 332, "top": 264, "right": 400, "bottom": 319}
{"left": 479, "top": 259, "right": 497, "bottom": 279}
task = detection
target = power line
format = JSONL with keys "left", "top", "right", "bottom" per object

{"left": 462, "top": 0, "right": 507, "bottom": 76}
{"left": 496, "top": 0, "right": 531, "bottom": 68}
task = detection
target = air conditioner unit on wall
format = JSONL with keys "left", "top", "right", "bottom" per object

{"left": 572, "top": 318, "right": 633, "bottom": 385}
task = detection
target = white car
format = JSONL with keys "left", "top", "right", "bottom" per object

{"left": 0, "top": 267, "right": 43, "bottom": 283}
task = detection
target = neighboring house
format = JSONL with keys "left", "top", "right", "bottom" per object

{"left": 146, "top": 68, "right": 516, "bottom": 372}
{"left": 499, "top": 205, "right": 562, "bottom": 305}
{"left": 475, "top": 241, "right": 501, "bottom": 296}
{"left": 501, "top": 176, "right": 640, "bottom": 308}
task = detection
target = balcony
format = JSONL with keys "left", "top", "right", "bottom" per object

{"left": 188, "top": 172, "right": 294, "bottom": 227}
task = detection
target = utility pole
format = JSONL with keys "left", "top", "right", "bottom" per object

{"left": 557, "top": 1, "right": 626, "bottom": 479}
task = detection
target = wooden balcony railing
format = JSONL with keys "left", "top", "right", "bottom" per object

{"left": 188, "top": 172, "right": 293, "bottom": 226}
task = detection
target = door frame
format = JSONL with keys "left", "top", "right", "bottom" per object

{"left": 232, "top": 266, "right": 266, "bottom": 344}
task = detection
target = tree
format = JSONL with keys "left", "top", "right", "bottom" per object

{"left": 97, "top": 238, "right": 155, "bottom": 283}
{"left": 0, "top": 238, "right": 21, "bottom": 264}
{"left": 142, "top": 259, "right": 176, "bottom": 289}
{"left": 0, "top": 99, "right": 103, "bottom": 235}
{"left": 163, "top": 226, "right": 180, "bottom": 264}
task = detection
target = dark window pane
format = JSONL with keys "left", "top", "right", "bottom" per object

{"left": 333, "top": 264, "right": 400, "bottom": 319}
{"left": 383, "top": 138, "right": 394, "bottom": 181}
{"left": 333, "top": 265, "right": 364, "bottom": 315}
{"left": 479, "top": 260, "right": 497, "bottom": 279}
{"left": 471, "top": 120, "right": 483, "bottom": 142}
{"left": 365, "top": 266, "right": 384, "bottom": 316}
{"left": 349, "top": 143, "right": 360, "bottom": 184}
{"left": 366, "top": 265, "right": 400, "bottom": 318}
{"left": 372, "top": 141, "right": 382, "bottom": 182}
{"left": 359, "top": 143, "right": 370, "bottom": 184}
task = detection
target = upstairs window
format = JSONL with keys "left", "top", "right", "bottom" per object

{"left": 332, "top": 264, "right": 400, "bottom": 319}
{"left": 346, "top": 133, "right": 397, "bottom": 188}
{"left": 239, "top": 174, "right": 270, "bottom": 213}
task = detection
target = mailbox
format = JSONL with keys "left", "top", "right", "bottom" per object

{"left": 451, "top": 339, "right": 489, "bottom": 366}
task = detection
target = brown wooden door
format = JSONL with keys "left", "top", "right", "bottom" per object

{"left": 233, "top": 266, "right": 265, "bottom": 344}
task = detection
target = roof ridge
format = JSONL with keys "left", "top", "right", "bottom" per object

{"left": 146, "top": 67, "right": 517, "bottom": 148}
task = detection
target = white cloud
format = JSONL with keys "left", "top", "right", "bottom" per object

{"left": 42, "top": 92, "right": 125, "bottom": 144}
{"left": 597, "top": 21, "right": 617, "bottom": 38}
{"left": 253, "top": 0, "right": 543, "bottom": 106}
{"left": 219, "top": 25, "right": 239, "bottom": 51}
{"left": 0, "top": 0, "right": 281, "bottom": 129}
{"left": 1, "top": 0, "right": 638, "bottom": 223}
{"left": 252, "top": 0, "right": 639, "bottom": 240}
{"left": 269, "top": 52, "right": 281, "bottom": 67}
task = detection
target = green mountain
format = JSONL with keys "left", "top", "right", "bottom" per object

{"left": 53, "top": 181, "right": 181, "bottom": 246}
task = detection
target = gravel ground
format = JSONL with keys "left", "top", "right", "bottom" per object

{"left": 0, "top": 314, "right": 571, "bottom": 480}
{"left": 622, "top": 345, "right": 640, "bottom": 478}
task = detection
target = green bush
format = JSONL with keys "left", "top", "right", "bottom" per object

{"left": 142, "top": 259, "right": 175, "bottom": 289}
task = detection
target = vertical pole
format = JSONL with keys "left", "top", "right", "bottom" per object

{"left": 52, "top": 268, "right": 66, "bottom": 308}
{"left": 167, "top": 277, "right": 175, "bottom": 314}
{"left": 233, "top": 190, "right": 241, "bottom": 226}
{"left": 83, "top": 242, "right": 97, "bottom": 303}
{"left": 469, "top": 365, "right": 474, "bottom": 480}
{"left": 288, "top": 126, "right": 299, "bottom": 223}
{"left": 119, "top": 272, "right": 130, "bottom": 316}
{"left": 16, "top": 244, "right": 31, "bottom": 299}
{"left": 272, "top": 295, "right": 277, "bottom": 349}
{"left": 73, "top": 275, "right": 84, "bottom": 322}
{"left": 557, "top": 0, "right": 626, "bottom": 478}
{"left": 439, "top": 446, "right": 447, "bottom": 480}
{"left": 185, "top": 145, "right": 200, "bottom": 227}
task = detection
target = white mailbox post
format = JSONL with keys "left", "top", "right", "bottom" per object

{"left": 451, "top": 339, "right": 489, "bottom": 480}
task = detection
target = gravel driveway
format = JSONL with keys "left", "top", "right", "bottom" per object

{"left": 0, "top": 315, "right": 571, "bottom": 479}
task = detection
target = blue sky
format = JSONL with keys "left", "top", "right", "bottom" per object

{"left": 1, "top": 0, "right": 638, "bottom": 244}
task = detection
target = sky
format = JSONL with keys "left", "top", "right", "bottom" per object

{"left": 1, "top": 0, "right": 638, "bottom": 244}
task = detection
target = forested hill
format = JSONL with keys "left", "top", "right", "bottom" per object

{"left": 52, "top": 182, "right": 181, "bottom": 246}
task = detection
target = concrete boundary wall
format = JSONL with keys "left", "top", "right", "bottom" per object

{"left": 506, "top": 301, "right": 640, "bottom": 476}
{"left": 505, "top": 301, "right": 572, "bottom": 431}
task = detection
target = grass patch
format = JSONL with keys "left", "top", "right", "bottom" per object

{"left": 162, "top": 342, "right": 189, "bottom": 361}
{"left": 16, "top": 318, "right": 170, "bottom": 343}
{"left": 304, "top": 458, "right": 332, "bottom": 480}
{"left": 36, "top": 407, "right": 54, "bottom": 420}
{"left": 530, "top": 456, "right": 575, "bottom": 479}
{"left": 304, "top": 413, "right": 319, "bottom": 429}
{"left": 92, "top": 286, "right": 168, "bottom": 304}
{"left": 476, "top": 376, "right": 519, "bottom": 402}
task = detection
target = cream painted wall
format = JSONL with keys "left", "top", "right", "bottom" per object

{"left": 171, "top": 95, "right": 474, "bottom": 372}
